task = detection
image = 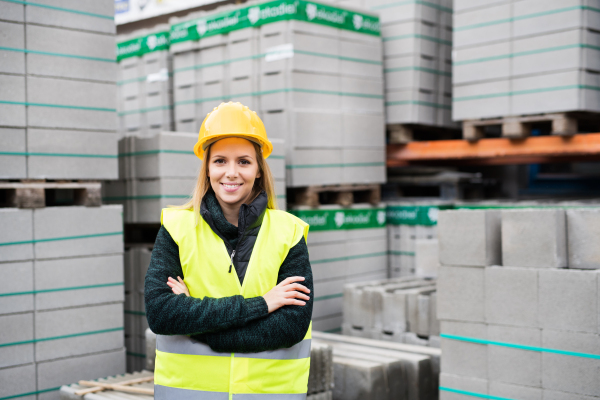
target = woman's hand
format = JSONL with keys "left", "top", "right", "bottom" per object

{"left": 167, "top": 276, "right": 190, "bottom": 297}
{"left": 263, "top": 276, "right": 310, "bottom": 313}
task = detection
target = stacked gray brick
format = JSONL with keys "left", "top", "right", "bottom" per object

{"left": 0, "top": 207, "right": 126, "bottom": 400}
{"left": 116, "top": 25, "right": 173, "bottom": 137}
{"left": 452, "top": 0, "right": 600, "bottom": 122}
{"left": 0, "top": 0, "right": 118, "bottom": 180}
{"left": 437, "top": 206, "right": 600, "bottom": 400}
{"left": 332, "top": 0, "right": 456, "bottom": 131}
{"left": 341, "top": 276, "right": 440, "bottom": 346}
{"left": 290, "top": 204, "right": 388, "bottom": 332}
{"left": 169, "top": 0, "right": 386, "bottom": 187}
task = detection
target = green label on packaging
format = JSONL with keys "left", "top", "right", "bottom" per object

{"left": 170, "top": 0, "right": 380, "bottom": 44}
{"left": 117, "top": 31, "right": 170, "bottom": 61}
{"left": 387, "top": 204, "right": 453, "bottom": 226}
{"left": 290, "top": 207, "right": 386, "bottom": 231}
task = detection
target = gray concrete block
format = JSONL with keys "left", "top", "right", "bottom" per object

{"left": 33, "top": 206, "right": 123, "bottom": 260}
{"left": 0, "top": 313, "right": 34, "bottom": 368}
{"left": 539, "top": 268, "right": 599, "bottom": 333}
{"left": 438, "top": 210, "right": 501, "bottom": 267}
{"left": 488, "top": 325, "right": 542, "bottom": 387}
{"left": 0, "top": 1, "right": 24, "bottom": 22}
{"left": 439, "top": 373, "right": 488, "bottom": 400}
{"left": 26, "top": 24, "right": 116, "bottom": 82}
{"left": 567, "top": 209, "right": 600, "bottom": 269}
{"left": 437, "top": 265, "right": 485, "bottom": 322}
{"left": 0, "top": 209, "right": 33, "bottom": 263}
{"left": 542, "top": 389, "right": 600, "bottom": 400}
{"left": 27, "top": 129, "right": 118, "bottom": 180}
{"left": 0, "top": 73, "right": 26, "bottom": 127}
{"left": 0, "top": 21, "right": 25, "bottom": 74}
{"left": 37, "top": 348, "right": 125, "bottom": 395}
{"left": 502, "top": 209, "right": 567, "bottom": 268}
{"left": 428, "top": 291, "right": 439, "bottom": 336}
{"left": 440, "top": 321, "right": 488, "bottom": 379}
{"left": 35, "top": 254, "right": 124, "bottom": 311}
{"left": 542, "top": 329, "right": 600, "bottom": 397}
{"left": 486, "top": 266, "right": 539, "bottom": 328}
{"left": 414, "top": 239, "right": 439, "bottom": 277}
{"left": 35, "top": 303, "right": 123, "bottom": 361}
{"left": 0, "top": 363, "right": 36, "bottom": 400}
{"left": 489, "top": 381, "right": 542, "bottom": 400}
{"left": 25, "top": 0, "right": 115, "bottom": 34}
{"left": 145, "top": 328, "right": 156, "bottom": 371}
{"left": 0, "top": 261, "right": 33, "bottom": 315}
{"left": 0, "top": 128, "right": 27, "bottom": 179}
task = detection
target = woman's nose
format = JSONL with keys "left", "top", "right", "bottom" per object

{"left": 226, "top": 163, "right": 238, "bottom": 178}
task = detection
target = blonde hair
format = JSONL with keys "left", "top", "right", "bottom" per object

{"left": 176, "top": 141, "right": 278, "bottom": 221}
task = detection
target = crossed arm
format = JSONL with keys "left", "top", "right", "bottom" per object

{"left": 144, "top": 226, "right": 314, "bottom": 352}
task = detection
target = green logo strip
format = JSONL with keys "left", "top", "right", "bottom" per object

{"left": 170, "top": 0, "right": 380, "bottom": 45}
{"left": 117, "top": 31, "right": 170, "bottom": 61}
{"left": 387, "top": 204, "right": 452, "bottom": 226}
{"left": 290, "top": 207, "right": 386, "bottom": 231}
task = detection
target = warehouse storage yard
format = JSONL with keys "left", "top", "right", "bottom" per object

{"left": 1, "top": 0, "right": 600, "bottom": 399}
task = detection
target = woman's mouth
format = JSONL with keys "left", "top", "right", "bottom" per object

{"left": 221, "top": 182, "right": 242, "bottom": 192}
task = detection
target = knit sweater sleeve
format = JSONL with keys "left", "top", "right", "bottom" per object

{"left": 194, "top": 236, "right": 313, "bottom": 353}
{"left": 144, "top": 226, "right": 269, "bottom": 336}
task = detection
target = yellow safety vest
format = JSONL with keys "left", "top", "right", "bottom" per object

{"left": 155, "top": 207, "right": 312, "bottom": 400}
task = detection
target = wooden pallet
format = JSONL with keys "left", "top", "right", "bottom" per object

{"left": 462, "top": 112, "right": 583, "bottom": 140}
{"left": 0, "top": 180, "right": 101, "bottom": 208}
{"left": 388, "top": 123, "right": 461, "bottom": 144}
{"left": 290, "top": 184, "right": 381, "bottom": 207}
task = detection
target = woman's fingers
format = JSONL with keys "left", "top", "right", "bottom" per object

{"left": 278, "top": 276, "right": 305, "bottom": 286}
{"left": 284, "top": 291, "right": 310, "bottom": 300}
{"left": 281, "top": 283, "right": 310, "bottom": 293}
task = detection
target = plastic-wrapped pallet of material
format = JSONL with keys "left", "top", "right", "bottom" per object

{"left": 124, "top": 246, "right": 152, "bottom": 373}
{"left": 169, "top": 0, "right": 386, "bottom": 187}
{"left": 0, "top": 0, "right": 118, "bottom": 180}
{"left": 290, "top": 204, "right": 388, "bottom": 332}
{"left": 116, "top": 25, "right": 173, "bottom": 137}
{"left": 103, "top": 131, "right": 198, "bottom": 223}
{"left": 333, "top": 0, "right": 456, "bottom": 130}
{"left": 0, "top": 206, "right": 126, "bottom": 400}
{"left": 387, "top": 200, "right": 452, "bottom": 277}
{"left": 342, "top": 276, "right": 439, "bottom": 346}
{"left": 453, "top": 0, "right": 600, "bottom": 121}
{"left": 269, "top": 138, "right": 287, "bottom": 210}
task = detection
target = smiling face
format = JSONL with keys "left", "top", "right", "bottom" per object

{"left": 208, "top": 137, "right": 261, "bottom": 209}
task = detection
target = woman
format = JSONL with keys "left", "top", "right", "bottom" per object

{"left": 144, "top": 102, "right": 313, "bottom": 399}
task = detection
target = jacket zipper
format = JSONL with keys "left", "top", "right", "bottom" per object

{"left": 228, "top": 249, "right": 236, "bottom": 273}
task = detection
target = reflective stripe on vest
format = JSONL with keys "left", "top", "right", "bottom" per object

{"left": 155, "top": 207, "right": 311, "bottom": 399}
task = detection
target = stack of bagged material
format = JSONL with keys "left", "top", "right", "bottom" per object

{"left": 313, "top": 331, "right": 440, "bottom": 400}
{"left": 168, "top": 0, "right": 386, "bottom": 187}
{"left": 290, "top": 204, "right": 388, "bottom": 332}
{"left": 103, "top": 131, "right": 198, "bottom": 223}
{"left": 0, "top": 207, "right": 126, "bottom": 400}
{"left": 140, "top": 329, "right": 335, "bottom": 399}
{"left": 387, "top": 201, "right": 451, "bottom": 277}
{"left": 333, "top": 0, "right": 456, "bottom": 134}
{"left": 116, "top": 25, "right": 173, "bottom": 137}
{"left": 453, "top": 0, "right": 600, "bottom": 122}
{"left": 123, "top": 246, "right": 152, "bottom": 373}
{"left": 0, "top": 0, "right": 118, "bottom": 180}
{"left": 342, "top": 276, "right": 440, "bottom": 347}
{"left": 437, "top": 207, "right": 600, "bottom": 399}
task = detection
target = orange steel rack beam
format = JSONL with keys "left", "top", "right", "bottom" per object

{"left": 387, "top": 133, "right": 600, "bottom": 167}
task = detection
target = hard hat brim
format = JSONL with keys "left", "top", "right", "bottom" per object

{"left": 194, "top": 133, "right": 273, "bottom": 160}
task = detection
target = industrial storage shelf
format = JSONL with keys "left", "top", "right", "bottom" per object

{"left": 387, "top": 133, "right": 600, "bottom": 167}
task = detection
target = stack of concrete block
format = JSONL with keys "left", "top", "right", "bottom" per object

{"left": 103, "top": 131, "right": 198, "bottom": 223}
{"left": 387, "top": 201, "right": 451, "bottom": 277}
{"left": 143, "top": 329, "right": 335, "bottom": 399}
{"left": 291, "top": 204, "right": 388, "bottom": 332}
{"left": 117, "top": 25, "right": 173, "bottom": 137}
{"left": 0, "top": 206, "right": 126, "bottom": 400}
{"left": 342, "top": 276, "right": 440, "bottom": 346}
{"left": 123, "top": 246, "right": 152, "bottom": 373}
{"left": 437, "top": 207, "right": 600, "bottom": 399}
{"left": 268, "top": 138, "right": 287, "bottom": 210}
{"left": 0, "top": 0, "right": 118, "bottom": 180}
{"left": 169, "top": 0, "right": 386, "bottom": 187}
{"left": 453, "top": 0, "right": 600, "bottom": 121}
{"left": 313, "top": 331, "right": 440, "bottom": 400}
{"left": 334, "top": 0, "right": 455, "bottom": 130}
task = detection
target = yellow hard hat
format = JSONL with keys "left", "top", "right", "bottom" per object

{"left": 193, "top": 102, "right": 273, "bottom": 159}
